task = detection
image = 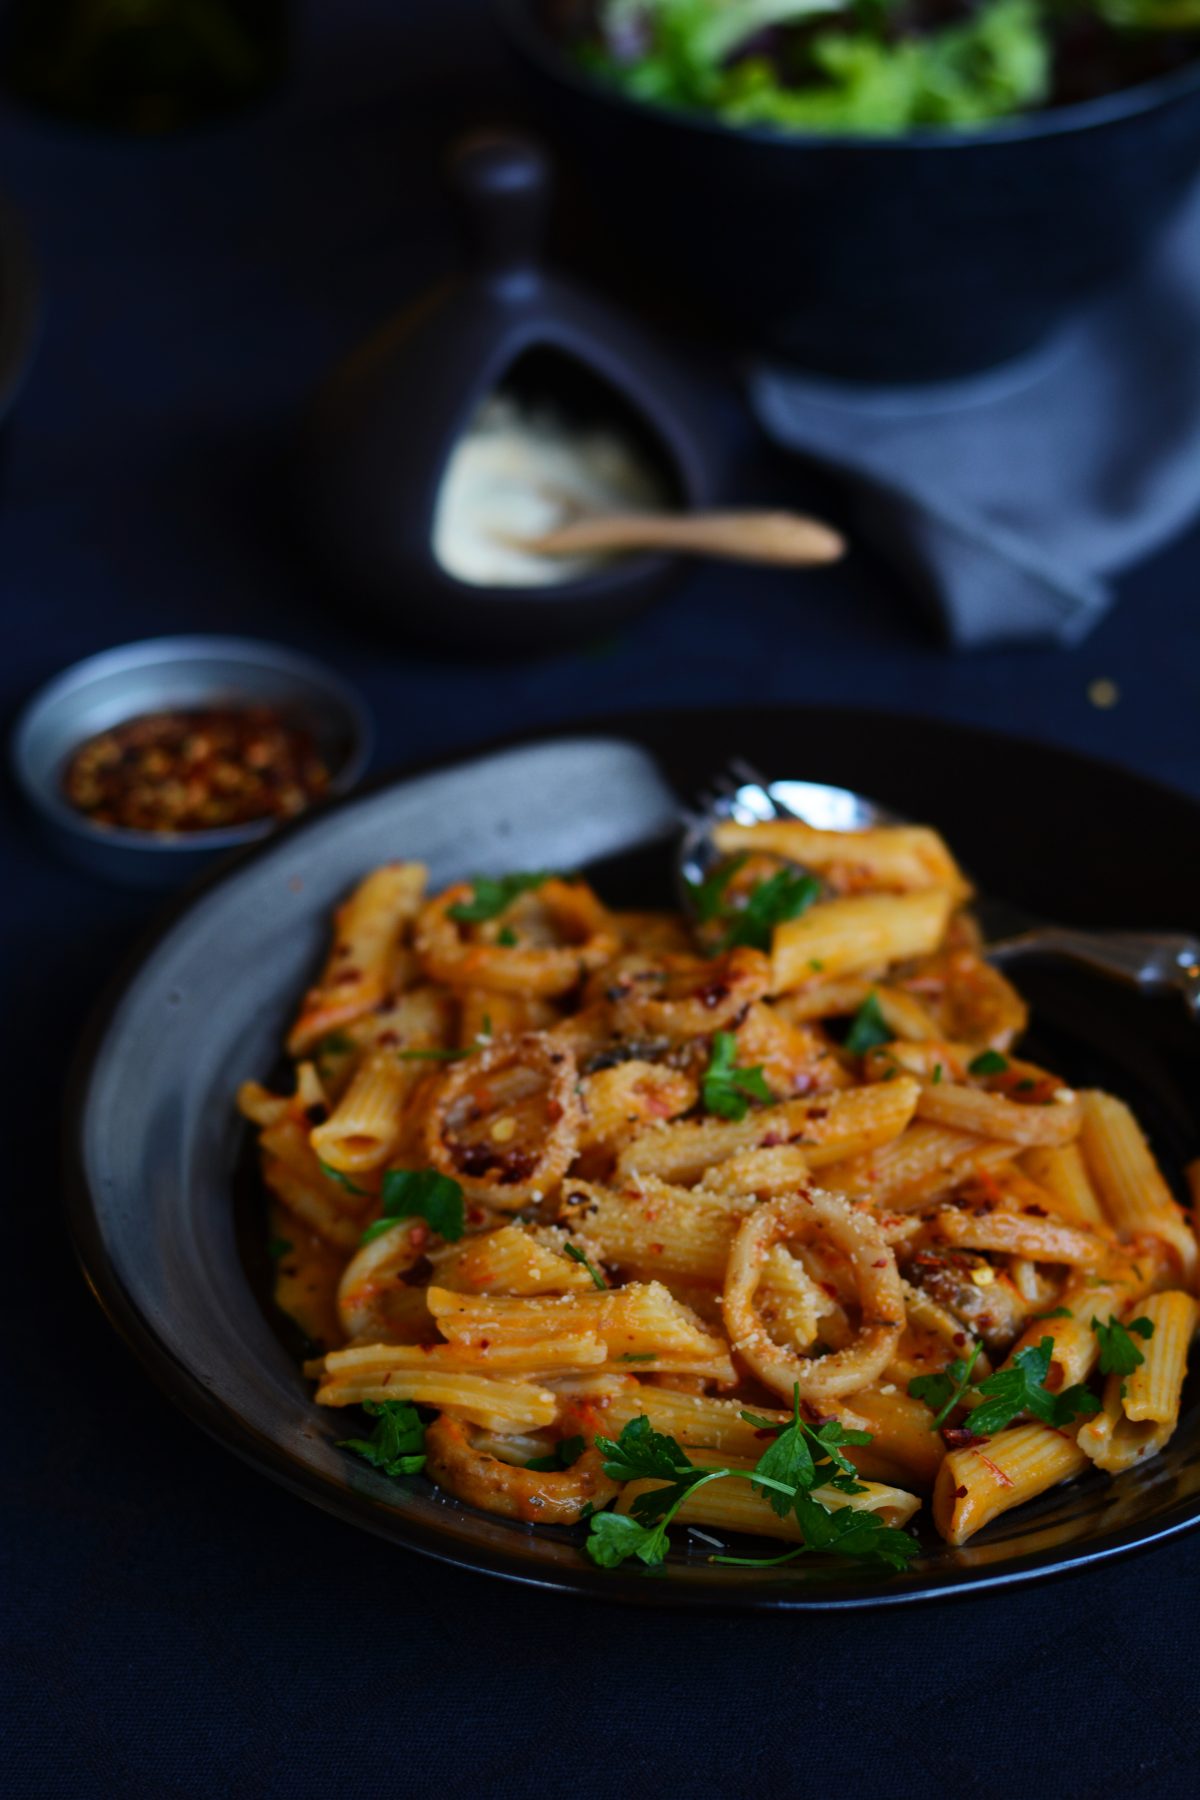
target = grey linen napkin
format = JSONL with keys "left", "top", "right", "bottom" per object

{"left": 747, "top": 186, "right": 1200, "bottom": 648}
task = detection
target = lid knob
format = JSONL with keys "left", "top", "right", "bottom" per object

{"left": 447, "top": 132, "right": 550, "bottom": 279}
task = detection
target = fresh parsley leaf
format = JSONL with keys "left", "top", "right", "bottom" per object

{"left": 1091, "top": 1314, "right": 1154, "bottom": 1378}
{"left": 564, "top": 1241, "right": 607, "bottom": 1290}
{"left": 586, "top": 1413, "right": 915, "bottom": 1577}
{"left": 968, "top": 1049, "right": 1009, "bottom": 1076}
{"left": 525, "top": 1435, "right": 586, "bottom": 1473}
{"left": 314, "top": 1030, "right": 355, "bottom": 1058}
{"left": 931, "top": 1062, "right": 943, "bottom": 1085}
{"left": 701, "top": 1030, "right": 774, "bottom": 1122}
{"left": 719, "top": 867, "right": 821, "bottom": 952}
{"left": 741, "top": 1386, "right": 870, "bottom": 1514}
{"left": 844, "top": 992, "right": 891, "bottom": 1055}
{"left": 496, "top": 926, "right": 518, "bottom": 947}
{"left": 594, "top": 1416, "right": 694, "bottom": 1488}
{"left": 319, "top": 1160, "right": 369, "bottom": 1196}
{"left": 267, "top": 1235, "right": 293, "bottom": 1261}
{"left": 619, "top": 1351, "right": 658, "bottom": 1362}
{"left": 685, "top": 853, "right": 749, "bottom": 924}
{"left": 789, "top": 1491, "right": 918, "bottom": 1573}
{"left": 967, "top": 1337, "right": 1096, "bottom": 1435}
{"left": 586, "top": 1509, "right": 673, "bottom": 1568}
{"left": 447, "top": 871, "right": 558, "bottom": 923}
{"left": 1033, "top": 1306, "right": 1073, "bottom": 1321}
{"left": 908, "top": 1340, "right": 984, "bottom": 1431}
{"left": 359, "top": 1168, "right": 465, "bottom": 1246}
{"left": 338, "top": 1399, "right": 426, "bottom": 1477}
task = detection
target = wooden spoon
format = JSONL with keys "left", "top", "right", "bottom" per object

{"left": 495, "top": 509, "right": 846, "bottom": 567}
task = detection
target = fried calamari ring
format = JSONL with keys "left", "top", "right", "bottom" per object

{"left": 723, "top": 1188, "right": 904, "bottom": 1403}
{"left": 423, "top": 1032, "right": 581, "bottom": 1210}
{"left": 602, "top": 948, "right": 771, "bottom": 1041}
{"left": 424, "top": 1414, "right": 619, "bottom": 1524}
{"left": 335, "top": 1216, "right": 430, "bottom": 1339}
{"left": 414, "top": 877, "right": 620, "bottom": 997}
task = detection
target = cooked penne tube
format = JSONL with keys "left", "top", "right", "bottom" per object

{"left": 561, "top": 1178, "right": 749, "bottom": 1285}
{"left": 915, "top": 1081, "right": 1081, "bottom": 1147}
{"left": 822, "top": 1121, "right": 994, "bottom": 1202}
{"left": 310, "top": 1047, "right": 415, "bottom": 1173}
{"left": 933, "top": 1422, "right": 1088, "bottom": 1544}
{"left": 712, "top": 819, "right": 971, "bottom": 902}
{"left": 429, "top": 1224, "right": 596, "bottom": 1295}
{"left": 613, "top": 1078, "right": 920, "bottom": 1186}
{"left": 1079, "top": 1091, "right": 1198, "bottom": 1282}
{"left": 237, "top": 1080, "right": 290, "bottom": 1128}
{"left": 772, "top": 890, "right": 953, "bottom": 993}
{"left": 1019, "top": 1142, "right": 1106, "bottom": 1227}
{"left": 316, "top": 1352, "right": 559, "bottom": 1431}
{"left": 426, "top": 1280, "right": 732, "bottom": 1378}
{"left": 1122, "top": 1290, "right": 1197, "bottom": 1424}
{"left": 1075, "top": 1293, "right": 1196, "bottom": 1473}
{"left": 1002, "top": 1249, "right": 1157, "bottom": 1388}
{"left": 261, "top": 1156, "right": 364, "bottom": 1251}
{"left": 288, "top": 862, "right": 427, "bottom": 1055}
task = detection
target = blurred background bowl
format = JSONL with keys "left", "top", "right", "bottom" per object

{"left": 498, "top": 0, "right": 1200, "bottom": 381}
{"left": 11, "top": 636, "right": 372, "bottom": 887}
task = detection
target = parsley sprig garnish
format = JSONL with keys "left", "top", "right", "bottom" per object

{"left": 686, "top": 856, "right": 820, "bottom": 953}
{"left": 908, "top": 1340, "right": 985, "bottom": 1431}
{"left": 564, "top": 1241, "right": 607, "bottom": 1290}
{"left": 447, "top": 871, "right": 558, "bottom": 923}
{"left": 338, "top": 1400, "right": 426, "bottom": 1477}
{"left": 843, "top": 992, "right": 891, "bottom": 1055}
{"left": 701, "top": 1030, "right": 773, "bottom": 1121}
{"left": 1091, "top": 1313, "right": 1154, "bottom": 1378}
{"left": 909, "top": 1335, "right": 1097, "bottom": 1436}
{"left": 585, "top": 1391, "right": 918, "bottom": 1576}
{"left": 968, "top": 1049, "right": 1009, "bottom": 1077}
{"left": 359, "top": 1168, "right": 465, "bottom": 1246}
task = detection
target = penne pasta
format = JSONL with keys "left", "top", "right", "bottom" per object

{"left": 242, "top": 826, "right": 1196, "bottom": 1576}
{"left": 933, "top": 1423, "right": 1088, "bottom": 1545}
{"left": 1079, "top": 1091, "right": 1198, "bottom": 1282}
{"left": 772, "top": 889, "right": 954, "bottom": 993}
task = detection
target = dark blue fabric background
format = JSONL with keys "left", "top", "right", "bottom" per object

{"left": 3, "top": 4, "right": 1199, "bottom": 1795}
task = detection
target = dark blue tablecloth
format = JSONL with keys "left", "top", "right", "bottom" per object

{"left": 4, "top": 5, "right": 1199, "bottom": 1796}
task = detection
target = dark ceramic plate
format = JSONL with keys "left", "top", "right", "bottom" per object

{"left": 65, "top": 708, "right": 1200, "bottom": 1608}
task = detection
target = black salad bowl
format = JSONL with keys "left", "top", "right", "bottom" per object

{"left": 497, "top": 0, "right": 1200, "bottom": 381}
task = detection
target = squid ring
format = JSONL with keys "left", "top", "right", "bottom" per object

{"left": 723, "top": 1189, "right": 904, "bottom": 1404}
{"left": 336, "top": 1216, "right": 430, "bottom": 1339}
{"left": 605, "top": 948, "right": 771, "bottom": 1042}
{"left": 415, "top": 878, "right": 620, "bottom": 998}
{"left": 424, "top": 1414, "right": 620, "bottom": 1525}
{"left": 423, "top": 1032, "right": 581, "bottom": 1210}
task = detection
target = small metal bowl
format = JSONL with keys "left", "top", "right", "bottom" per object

{"left": 11, "top": 635, "right": 373, "bottom": 887}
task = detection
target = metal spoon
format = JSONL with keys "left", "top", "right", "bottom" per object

{"left": 677, "top": 758, "right": 1200, "bottom": 1022}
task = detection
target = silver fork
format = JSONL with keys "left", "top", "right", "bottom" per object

{"left": 678, "top": 759, "right": 1200, "bottom": 1023}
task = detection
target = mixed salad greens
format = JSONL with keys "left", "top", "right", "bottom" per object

{"left": 555, "top": 0, "right": 1200, "bottom": 132}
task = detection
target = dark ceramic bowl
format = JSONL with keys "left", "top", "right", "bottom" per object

{"left": 497, "top": 0, "right": 1200, "bottom": 380}
{"left": 66, "top": 709, "right": 1200, "bottom": 1606}
{"left": 11, "top": 635, "right": 373, "bottom": 887}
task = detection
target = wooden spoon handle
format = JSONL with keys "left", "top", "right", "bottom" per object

{"left": 502, "top": 510, "right": 846, "bottom": 567}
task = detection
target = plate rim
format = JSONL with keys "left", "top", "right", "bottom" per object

{"left": 62, "top": 705, "right": 1200, "bottom": 1610}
